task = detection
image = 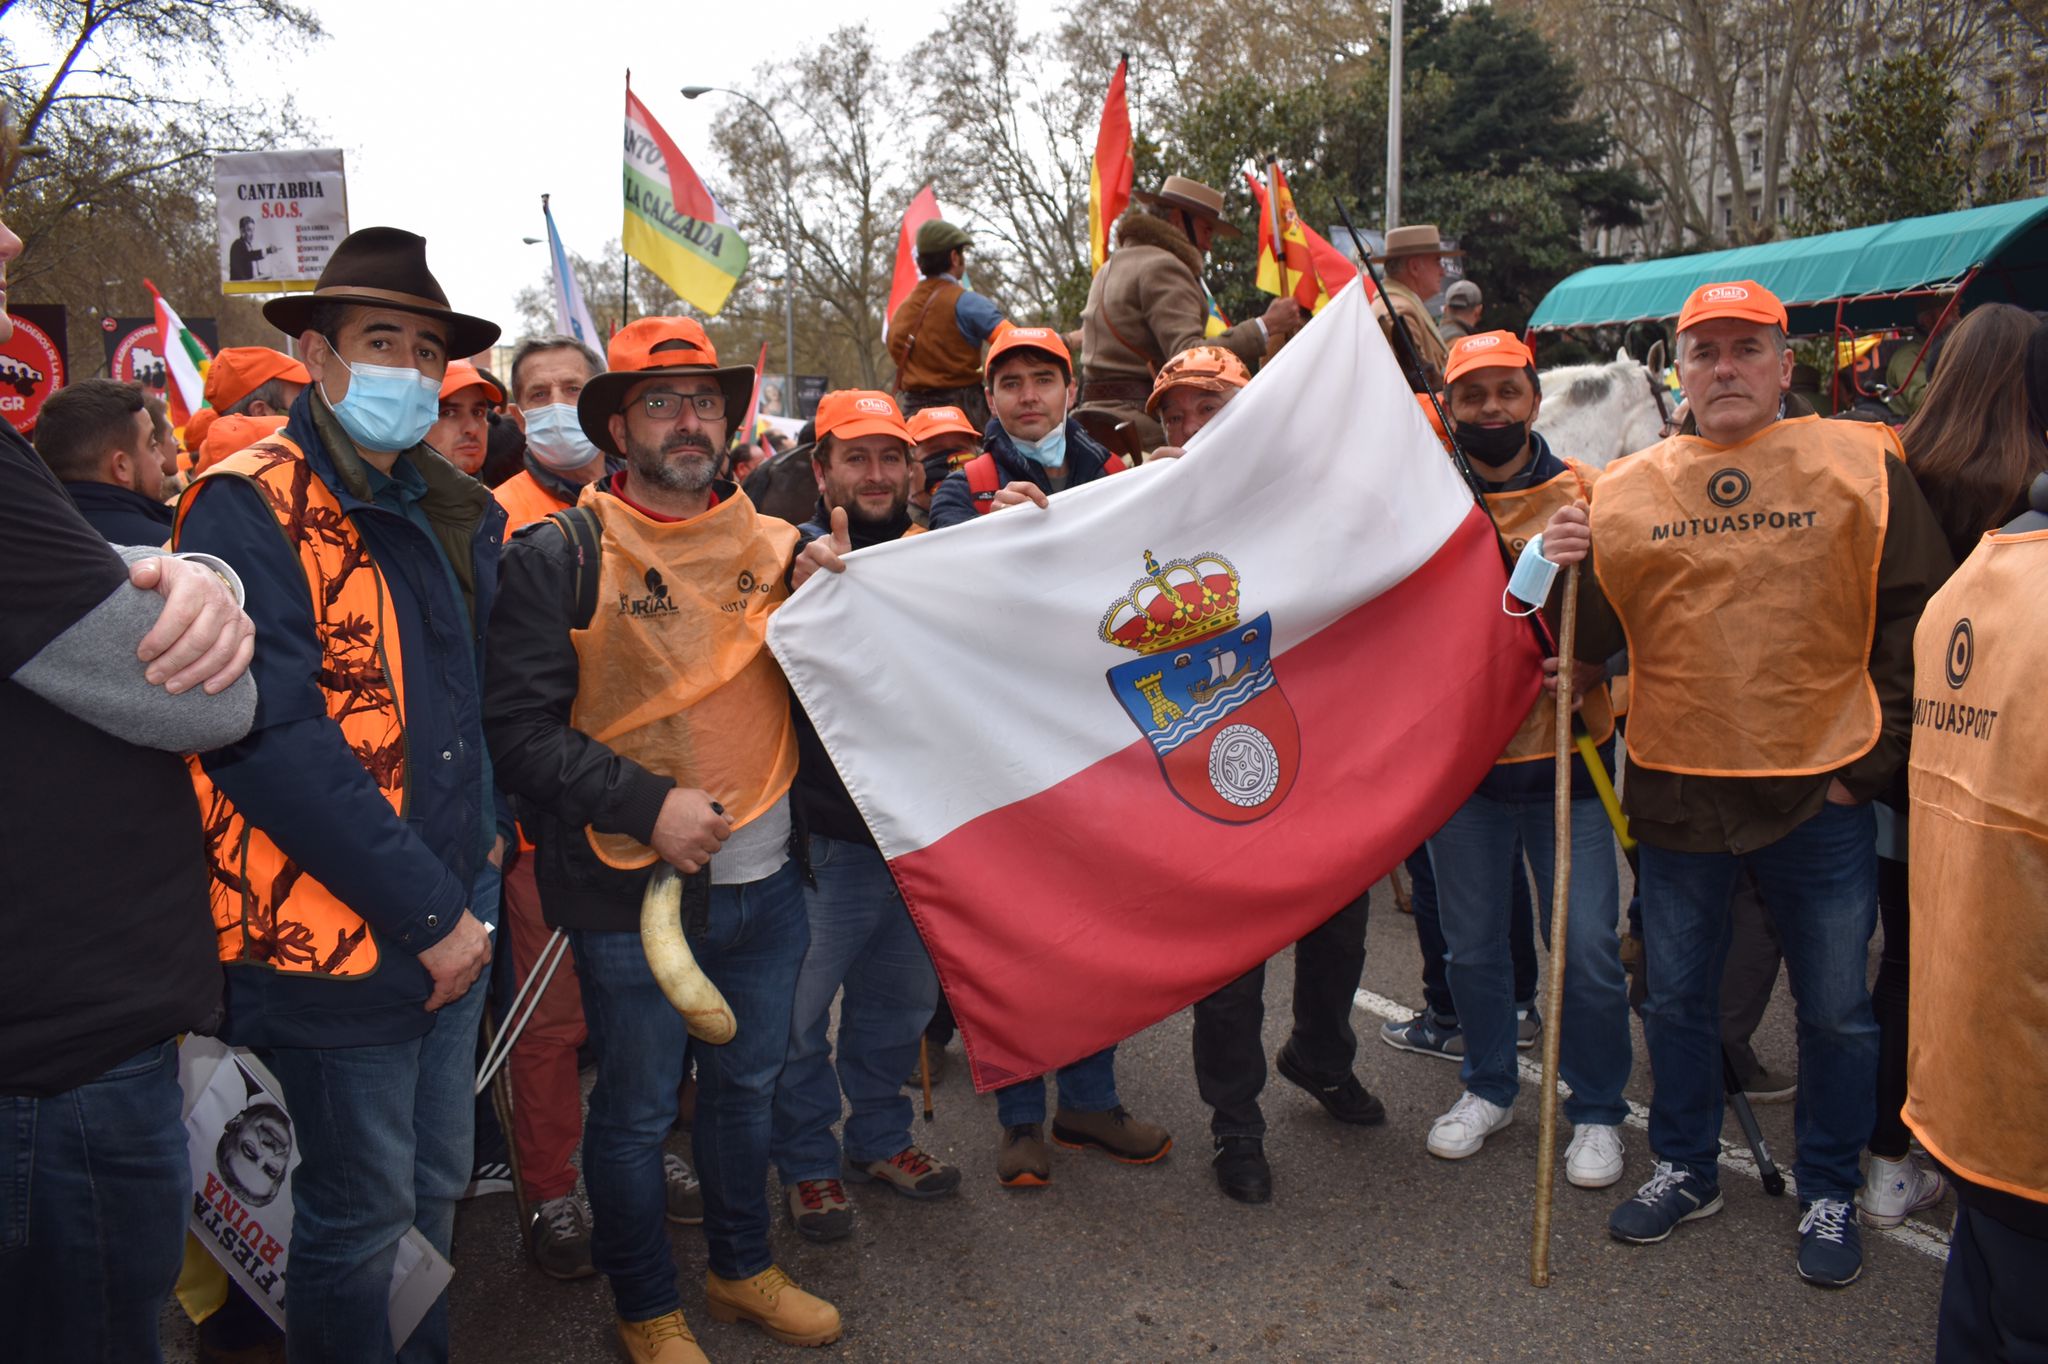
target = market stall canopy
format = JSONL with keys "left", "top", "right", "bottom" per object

{"left": 1530, "top": 199, "right": 2048, "bottom": 336}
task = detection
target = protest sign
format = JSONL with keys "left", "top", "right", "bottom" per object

{"left": 215, "top": 149, "right": 350, "bottom": 294}
{"left": 0, "top": 304, "right": 67, "bottom": 432}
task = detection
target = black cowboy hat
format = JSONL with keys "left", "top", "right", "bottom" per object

{"left": 263, "top": 227, "right": 501, "bottom": 358}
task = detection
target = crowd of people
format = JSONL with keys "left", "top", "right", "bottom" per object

{"left": 1, "top": 162, "right": 2044, "bottom": 1364}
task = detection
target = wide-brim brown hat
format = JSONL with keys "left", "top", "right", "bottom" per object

{"left": 1133, "top": 175, "right": 1244, "bottom": 239}
{"left": 576, "top": 316, "right": 756, "bottom": 457}
{"left": 263, "top": 227, "right": 500, "bottom": 357}
{"left": 1373, "top": 223, "right": 1465, "bottom": 263}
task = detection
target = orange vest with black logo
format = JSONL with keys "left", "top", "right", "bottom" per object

{"left": 889, "top": 279, "right": 982, "bottom": 392}
{"left": 171, "top": 438, "right": 406, "bottom": 977}
{"left": 1903, "top": 527, "right": 2048, "bottom": 1205}
{"left": 494, "top": 468, "right": 571, "bottom": 532}
{"left": 568, "top": 489, "right": 800, "bottom": 869}
{"left": 1591, "top": 416, "right": 1891, "bottom": 777}
{"left": 1485, "top": 458, "right": 1615, "bottom": 763}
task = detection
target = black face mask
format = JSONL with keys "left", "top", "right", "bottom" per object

{"left": 1453, "top": 420, "right": 1529, "bottom": 468}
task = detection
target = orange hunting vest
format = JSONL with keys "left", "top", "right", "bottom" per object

{"left": 171, "top": 438, "right": 405, "bottom": 977}
{"left": 1485, "top": 459, "right": 1616, "bottom": 763}
{"left": 1903, "top": 528, "right": 2048, "bottom": 1206}
{"left": 494, "top": 469, "right": 571, "bottom": 532}
{"left": 568, "top": 489, "right": 800, "bottom": 869}
{"left": 889, "top": 279, "right": 982, "bottom": 391}
{"left": 1590, "top": 416, "right": 1892, "bottom": 777}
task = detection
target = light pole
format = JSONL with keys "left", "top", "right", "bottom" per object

{"left": 683, "top": 85, "right": 798, "bottom": 412}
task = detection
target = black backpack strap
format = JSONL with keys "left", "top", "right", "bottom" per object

{"left": 545, "top": 506, "right": 604, "bottom": 628}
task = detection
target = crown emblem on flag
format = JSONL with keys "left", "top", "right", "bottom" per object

{"left": 1099, "top": 550, "right": 1242, "bottom": 654}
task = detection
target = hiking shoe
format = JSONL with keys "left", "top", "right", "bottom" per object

{"left": 704, "top": 1265, "right": 843, "bottom": 1347}
{"left": 1564, "top": 1123, "right": 1626, "bottom": 1188}
{"left": 1051, "top": 1105, "right": 1173, "bottom": 1163}
{"left": 663, "top": 1153, "right": 703, "bottom": 1225}
{"left": 904, "top": 1045, "right": 947, "bottom": 1090}
{"left": 1858, "top": 1154, "right": 1945, "bottom": 1228}
{"left": 786, "top": 1179, "right": 852, "bottom": 1243}
{"left": 844, "top": 1145, "right": 961, "bottom": 1200}
{"left": 1798, "top": 1197, "right": 1863, "bottom": 1287}
{"left": 529, "top": 1193, "right": 596, "bottom": 1280}
{"left": 998, "top": 1122, "right": 1050, "bottom": 1188}
{"left": 1738, "top": 1066, "right": 1798, "bottom": 1104}
{"left": 1426, "top": 1091, "right": 1514, "bottom": 1159}
{"left": 1212, "top": 1135, "right": 1272, "bottom": 1204}
{"left": 1516, "top": 1005, "right": 1541, "bottom": 1050}
{"left": 1608, "top": 1161, "right": 1723, "bottom": 1243}
{"left": 1378, "top": 1012, "right": 1465, "bottom": 1061}
{"left": 1275, "top": 1044, "right": 1387, "bottom": 1126}
{"left": 616, "top": 1310, "right": 709, "bottom": 1364}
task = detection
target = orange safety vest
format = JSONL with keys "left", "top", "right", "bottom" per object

{"left": 1484, "top": 458, "right": 1616, "bottom": 763}
{"left": 1903, "top": 526, "right": 2048, "bottom": 1206}
{"left": 567, "top": 489, "right": 800, "bottom": 869}
{"left": 962, "top": 449, "right": 1128, "bottom": 515}
{"left": 1590, "top": 415, "right": 1892, "bottom": 777}
{"left": 171, "top": 437, "right": 406, "bottom": 977}
{"left": 494, "top": 468, "right": 571, "bottom": 532}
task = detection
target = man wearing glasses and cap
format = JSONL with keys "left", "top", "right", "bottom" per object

{"left": 888, "top": 218, "right": 1006, "bottom": 431}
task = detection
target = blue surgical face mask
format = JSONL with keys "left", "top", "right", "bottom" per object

{"left": 522, "top": 402, "right": 602, "bottom": 472}
{"left": 320, "top": 347, "right": 440, "bottom": 453}
{"left": 1011, "top": 398, "right": 1069, "bottom": 468}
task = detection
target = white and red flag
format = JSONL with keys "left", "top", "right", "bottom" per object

{"left": 769, "top": 277, "right": 1538, "bottom": 1091}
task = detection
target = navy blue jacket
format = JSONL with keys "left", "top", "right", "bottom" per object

{"left": 175, "top": 391, "right": 506, "bottom": 1048}
{"left": 926, "top": 416, "right": 1118, "bottom": 530}
{"left": 62, "top": 479, "right": 174, "bottom": 547}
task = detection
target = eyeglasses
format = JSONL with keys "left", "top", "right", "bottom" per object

{"left": 637, "top": 390, "right": 727, "bottom": 422}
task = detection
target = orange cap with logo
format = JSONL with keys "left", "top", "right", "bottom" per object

{"left": 438, "top": 360, "right": 503, "bottom": 403}
{"left": 202, "top": 346, "right": 310, "bottom": 412}
{"left": 1442, "top": 330, "right": 1537, "bottom": 387}
{"left": 1677, "top": 279, "right": 1788, "bottom": 332}
{"left": 906, "top": 405, "right": 980, "bottom": 443}
{"left": 1145, "top": 345, "right": 1251, "bottom": 414}
{"left": 577, "top": 315, "right": 757, "bottom": 456}
{"left": 814, "top": 389, "right": 914, "bottom": 444}
{"left": 984, "top": 322, "right": 1072, "bottom": 381}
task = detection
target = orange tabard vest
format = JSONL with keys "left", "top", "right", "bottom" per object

{"left": 1484, "top": 459, "right": 1616, "bottom": 763}
{"left": 569, "top": 489, "right": 800, "bottom": 869}
{"left": 1590, "top": 415, "right": 1892, "bottom": 777}
{"left": 1903, "top": 528, "right": 2048, "bottom": 1205}
{"left": 171, "top": 438, "right": 406, "bottom": 976}
{"left": 494, "top": 468, "right": 571, "bottom": 532}
{"left": 888, "top": 279, "right": 982, "bottom": 392}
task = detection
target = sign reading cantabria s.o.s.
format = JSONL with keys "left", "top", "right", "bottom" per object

{"left": 214, "top": 149, "right": 350, "bottom": 295}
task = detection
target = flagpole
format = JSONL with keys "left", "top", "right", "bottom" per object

{"left": 1268, "top": 160, "right": 1291, "bottom": 304}
{"left": 1386, "top": 0, "right": 1403, "bottom": 231}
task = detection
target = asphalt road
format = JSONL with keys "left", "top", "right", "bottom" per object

{"left": 163, "top": 868, "right": 1949, "bottom": 1362}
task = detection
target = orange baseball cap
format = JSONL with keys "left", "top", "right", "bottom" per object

{"left": 577, "top": 315, "right": 756, "bottom": 456}
{"left": 438, "top": 360, "right": 503, "bottom": 403}
{"left": 906, "top": 405, "right": 980, "bottom": 443}
{"left": 1677, "top": 279, "right": 1788, "bottom": 332}
{"left": 1145, "top": 345, "right": 1250, "bottom": 414}
{"left": 984, "top": 322, "right": 1072, "bottom": 381}
{"left": 814, "top": 389, "right": 914, "bottom": 444}
{"left": 1442, "top": 330, "right": 1537, "bottom": 386}
{"left": 202, "top": 346, "right": 310, "bottom": 412}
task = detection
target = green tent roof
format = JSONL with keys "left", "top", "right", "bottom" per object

{"left": 1529, "top": 198, "right": 2048, "bottom": 335}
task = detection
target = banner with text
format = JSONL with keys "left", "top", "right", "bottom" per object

{"left": 103, "top": 315, "right": 217, "bottom": 400}
{"left": 0, "top": 304, "right": 68, "bottom": 433}
{"left": 214, "top": 149, "right": 350, "bottom": 295}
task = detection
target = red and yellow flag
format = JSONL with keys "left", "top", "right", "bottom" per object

{"left": 1088, "top": 57, "right": 1133, "bottom": 274}
{"left": 1245, "top": 167, "right": 1367, "bottom": 314}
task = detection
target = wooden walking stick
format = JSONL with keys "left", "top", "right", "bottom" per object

{"left": 919, "top": 1037, "right": 936, "bottom": 1124}
{"left": 1530, "top": 564, "right": 1580, "bottom": 1287}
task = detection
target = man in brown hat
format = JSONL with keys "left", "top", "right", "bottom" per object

{"left": 170, "top": 226, "right": 509, "bottom": 1362}
{"left": 887, "top": 218, "right": 1006, "bottom": 430}
{"left": 1076, "top": 175, "right": 1304, "bottom": 450}
{"left": 1372, "top": 224, "right": 1460, "bottom": 391}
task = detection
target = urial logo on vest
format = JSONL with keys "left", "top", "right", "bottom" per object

{"left": 619, "top": 567, "right": 680, "bottom": 618}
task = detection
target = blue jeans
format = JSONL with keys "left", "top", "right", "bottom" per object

{"left": 259, "top": 955, "right": 491, "bottom": 1363}
{"left": 773, "top": 836, "right": 938, "bottom": 1180}
{"left": 1638, "top": 802, "right": 1879, "bottom": 1200}
{"left": 994, "top": 1047, "right": 1119, "bottom": 1126}
{"left": 1429, "top": 794, "right": 1631, "bottom": 1123}
{"left": 572, "top": 860, "right": 807, "bottom": 1316}
{"left": 0, "top": 1039, "right": 189, "bottom": 1364}
{"left": 1407, "top": 840, "right": 1537, "bottom": 1025}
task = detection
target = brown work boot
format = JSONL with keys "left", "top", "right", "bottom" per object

{"left": 616, "top": 1310, "right": 709, "bottom": 1364}
{"left": 785, "top": 1178, "right": 852, "bottom": 1243}
{"left": 704, "top": 1265, "right": 843, "bottom": 1346}
{"left": 997, "top": 1122, "right": 1051, "bottom": 1188}
{"left": 844, "top": 1144, "right": 962, "bottom": 1200}
{"left": 1051, "top": 1105, "right": 1172, "bottom": 1163}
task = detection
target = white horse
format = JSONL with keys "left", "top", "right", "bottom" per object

{"left": 1532, "top": 347, "right": 1672, "bottom": 469}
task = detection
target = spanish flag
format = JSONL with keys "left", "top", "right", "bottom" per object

{"left": 1088, "top": 57, "right": 1133, "bottom": 274}
{"left": 623, "top": 75, "right": 750, "bottom": 315}
{"left": 1245, "top": 167, "right": 1365, "bottom": 314}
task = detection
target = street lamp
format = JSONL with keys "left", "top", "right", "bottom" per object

{"left": 683, "top": 84, "right": 799, "bottom": 413}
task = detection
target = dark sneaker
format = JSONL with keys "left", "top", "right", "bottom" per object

{"left": 1797, "top": 1198, "right": 1863, "bottom": 1287}
{"left": 1379, "top": 1012, "right": 1465, "bottom": 1060}
{"left": 1212, "top": 1136, "right": 1271, "bottom": 1204}
{"left": 1609, "top": 1161, "right": 1723, "bottom": 1243}
{"left": 1738, "top": 1066, "right": 1798, "bottom": 1104}
{"left": 844, "top": 1145, "right": 961, "bottom": 1200}
{"left": 1516, "top": 1005, "right": 1541, "bottom": 1051}
{"left": 1275, "top": 1044, "right": 1387, "bottom": 1126}
{"left": 529, "top": 1193, "right": 596, "bottom": 1280}
{"left": 663, "top": 1153, "right": 703, "bottom": 1225}
{"left": 786, "top": 1178, "right": 852, "bottom": 1242}
{"left": 998, "top": 1123, "right": 1051, "bottom": 1188}
{"left": 1050, "top": 1105, "right": 1172, "bottom": 1163}
{"left": 463, "top": 1159, "right": 513, "bottom": 1199}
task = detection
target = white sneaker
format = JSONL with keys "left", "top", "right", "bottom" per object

{"left": 1857, "top": 1153, "right": 1945, "bottom": 1228}
{"left": 1426, "top": 1091, "right": 1513, "bottom": 1159}
{"left": 1564, "top": 1123, "right": 1626, "bottom": 1188}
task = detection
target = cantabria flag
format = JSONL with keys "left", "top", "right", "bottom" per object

{"left": 623, "top": 77, "right": 749, "bottom": 315}
{"left": 769, "top": 277, "right": 1541, "bottom": 1091}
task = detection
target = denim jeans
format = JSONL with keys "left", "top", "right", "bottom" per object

{"left": 572, "top": 860, "right": 807, "bottom": 1316}
{"left": 259, "top": 954, "right": 491, "bottom": 1363}
{"left": 1638, "top": 801, "right": 1878, "bottom": 1200}
{"left": 772, "top": 837, "right": 938, "bottom": 1181}
{"left": 1407, "top": 839, "right": 1537, "bottom": 1026}
{"left": 1429, "top": 794, "right": 1631, "bottom": 1123}
{"left": 994, "top": 1047, "right": 1119, "bottom": 1126}
{"left": 0, "top": 1039, "right": 189, "bottom": 1364}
